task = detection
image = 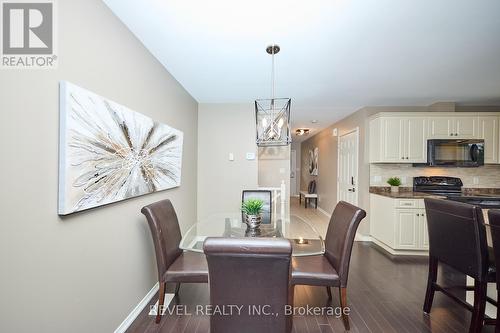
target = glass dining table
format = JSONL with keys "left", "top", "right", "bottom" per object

{"left": 180, "top": 202, "right": 325, "bottom": 257}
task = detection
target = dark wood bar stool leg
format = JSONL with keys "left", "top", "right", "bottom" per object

{"left": 326, "top": 286, "right": 332, "bottom": 300}
{"left": 496, "top": 290, "right": 500, "bottom": 333}
{"left": 469, "top": 280, "right": 487, "bottom": 333}
{"left": 423, "top": 256, "right": 438, "bottom": 313}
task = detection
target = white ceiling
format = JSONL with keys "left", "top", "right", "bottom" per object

{"left": 104, "top": 0, "right": 500, "bottom": 140}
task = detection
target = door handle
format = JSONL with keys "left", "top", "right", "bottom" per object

{"left": 351, "top": 176, "right": 355, "bottom": 186}
{"left": 348, "top": 188, "right": 355, "bottom": 192}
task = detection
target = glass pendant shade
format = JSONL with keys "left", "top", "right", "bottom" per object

{"left": 255, "top": 98, "right": 291, "bottom": 146}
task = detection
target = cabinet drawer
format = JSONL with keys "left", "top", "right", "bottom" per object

{"left": 395, "top": 199, "right": 419, "bottom": 208}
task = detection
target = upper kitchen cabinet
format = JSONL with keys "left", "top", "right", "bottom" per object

{"left": 478, "top": 115, "right": 499, "bottom": 163}
{"left": 427, "top": 115, "right": 478, "bottom": 139}
{"left": 369, "top": 115, "right": 426, "bottom": 163}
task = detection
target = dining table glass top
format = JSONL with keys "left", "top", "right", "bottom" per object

{"left": 180, "top": 202, "right": 325, "bottom": 257}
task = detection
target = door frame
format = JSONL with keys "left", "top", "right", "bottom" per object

{"left": 337, "top": 127, "right": 360, "bottom": 206}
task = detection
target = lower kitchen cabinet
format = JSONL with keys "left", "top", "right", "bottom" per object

{"left": 370, "top": 194, "right": 429, "bottom": 255}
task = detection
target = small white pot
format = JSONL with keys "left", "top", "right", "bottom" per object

{"left": 391, "top": 186, "right": 399, "bottom": 193}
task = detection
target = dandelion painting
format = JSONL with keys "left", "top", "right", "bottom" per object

{"left": 58, "top": 81, "right": 183, "bottom": 215}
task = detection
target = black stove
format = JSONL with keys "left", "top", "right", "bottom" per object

{"left": 413, "top": 176, "right": 500, "bottom": 208}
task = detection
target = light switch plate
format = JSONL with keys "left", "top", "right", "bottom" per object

{"left": 473, "top": 176, "right": 479, "bottom": 185}
{"left": 228, "top": 153, "right": 234, "bottom": 161}
{"left": 246, "top": 152, "right": 255, "bottom": 160}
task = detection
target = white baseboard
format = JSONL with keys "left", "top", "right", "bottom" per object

{"left": 317, "top": 206, "right": 331, "bottom": 218}
{"left": 370, "top": 238, "right": 429, "bottom": 256}
{"left": 354, "top": 232, "right": 372, "bottom": 242}
{"left": 114, "top": 282, "right": 174, "bottom": 333}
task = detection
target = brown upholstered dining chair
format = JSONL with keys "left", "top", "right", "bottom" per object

{"left": 423, "top": 198, "right": 495, "bottom": 333}
{"left": 203, "top": 237, "right": 293, "bottom": 333}
{"left": 488, "top": 210, "right": 500, "bottom": 333}
{"left": 291, "top": 201, "right": 366, "bottom": 330}
{"left": 141, "top": 199, "right": 208, "bottom": 323}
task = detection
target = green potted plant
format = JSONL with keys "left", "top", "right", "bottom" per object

{"left": 387, "top": 177, "right": 402, "bottom": 193}
{"left": 241, "top": 198, "right": 264, "bottom": 229}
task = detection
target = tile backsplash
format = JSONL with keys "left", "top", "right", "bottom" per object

{"left": 370, "top": 164, "right": 500, "bottom": 188}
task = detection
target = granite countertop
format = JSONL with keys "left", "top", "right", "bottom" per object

{"left": 369, "top": 187, "right": 445, "bottom": 199}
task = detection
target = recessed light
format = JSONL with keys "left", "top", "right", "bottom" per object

{"left": 311, "top": 119, "right": 318, "bottom": 124}
{"left": 295, "top": 128, "right": 310, "bottom": 136}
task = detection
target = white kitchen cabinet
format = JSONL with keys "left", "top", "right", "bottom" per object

{"left": 404, "top": 117, "right": 427, "bottom": 162}
{"left": 420, "top": 213, "right": 429, "bottom": 249}
{"left": 478, "top": 116, "right": 499, "bottom": 163}
{"left": 395, "top": 209, "right": 419, "bottom": 249}
{"left": 380, "top": 117, "right": 403, "bottom": 162}
{"left": 427, "top": 116, "right": 478, "bottom": 139}
{"left": 369, "top": 116, "right": 426, "bottom": 163}
{"left": 370, "top": 194, "right": 429, "bottom": 255}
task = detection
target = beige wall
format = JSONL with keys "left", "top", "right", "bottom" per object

{"left": 300, "top": 108, "right": 378, "bottom": 236}
{"left": 0, "top": 1, "right": 198, "bottom": 332}
{"left": 258, "top": 146, "right": 291, "bottom": 199}
{"left": 197, "top": 103, "right": 258, "bottom": 218}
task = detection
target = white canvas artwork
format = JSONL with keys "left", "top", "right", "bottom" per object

{"left": 308, "top": 147, "right": 319, "bottom": 176}
{"left": 58, "top": 81, "right": 183, "bottom": 215}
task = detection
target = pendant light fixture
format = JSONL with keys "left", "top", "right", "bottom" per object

{"left": 255, "top": 44, "right": 291, "bottom": 146}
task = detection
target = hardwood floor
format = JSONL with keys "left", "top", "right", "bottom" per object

{"left": 127, "top": 199, "right": 495, "bottom": 332}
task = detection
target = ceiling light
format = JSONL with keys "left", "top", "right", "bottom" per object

{"left": 295, "top": 128, "right": 310, "bottom": 136}
{"left": 255, "top": 44, "right": 291, "bottom": 147}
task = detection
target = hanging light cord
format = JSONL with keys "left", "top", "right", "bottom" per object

{"left": 271, "top": 45, "right": 275, "bottom": 100}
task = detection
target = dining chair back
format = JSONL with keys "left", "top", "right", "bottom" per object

{"left": 141, "top": 199, "right": 183, "bottom": 280}
{"left": 423, "top": 198, "right": 493, "bottom": 333}
{"left": 488, "top": 209, "right": 500, "bottom": 333}
{"left": 324, "top": 201, "right": 367, "bottom": 287}
{"left": 203, "top": 237, "right": 293, "bottom": 333}
{"left": 141, "top": 199, "right": 208, "bottom": 324}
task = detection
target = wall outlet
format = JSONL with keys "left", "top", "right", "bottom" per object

{"left": 373, "top": 175, "right": 382, "bottom": 183}
{"left": 473, "top": 176, "right": 480, "bottom": 185}
{"left": 401, "top": 176, "right": 407, "bottom": 185}
{"left": 246, "top": 152, "right": 255, "bottom": 160}
{"left": 228, "top": 153, "right": 234, "bottom": 161}
{"left": 279, "top": 168, "right": 286, "bottom": 174}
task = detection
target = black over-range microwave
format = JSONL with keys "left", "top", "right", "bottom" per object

{"left": 427, "top": 139, "right": 484, "bottom": 167}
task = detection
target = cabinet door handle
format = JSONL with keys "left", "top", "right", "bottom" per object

{"left": 450, "top": 133, "right": 454, "bottom": 136}
{"left": 406, "top": 157, "right": 409, "bottom": 159}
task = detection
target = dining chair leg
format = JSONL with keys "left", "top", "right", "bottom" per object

{"left": 326, "top": 286, "right": 332, "bottom": 300}
{"left": 156, "top": 282, "right": 166, "bottom": 324}
{"left": 469, "top": 280, "right": 487, "bottom": 333}
{"left": 423, "top": 256, "right": 438, "bottom": 314}
{"left": 339, "top": 287, "right": 350, "bottom": 331}
{"left": 174, "top": 283, "right": 181, "bottom": 295}
{"left": 496, "top": 290, "right": 500, "bottom": 333}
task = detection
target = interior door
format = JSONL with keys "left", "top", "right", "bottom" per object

{"left": 338, "top": 129, "right": 359, "bottom": 205}
{"left": 290, "top": 149, "right": 297, "bottom": 196}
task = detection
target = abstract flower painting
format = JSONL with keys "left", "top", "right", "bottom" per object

{"left": 58, "top": 81, "right": 183, "bottom": 215}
